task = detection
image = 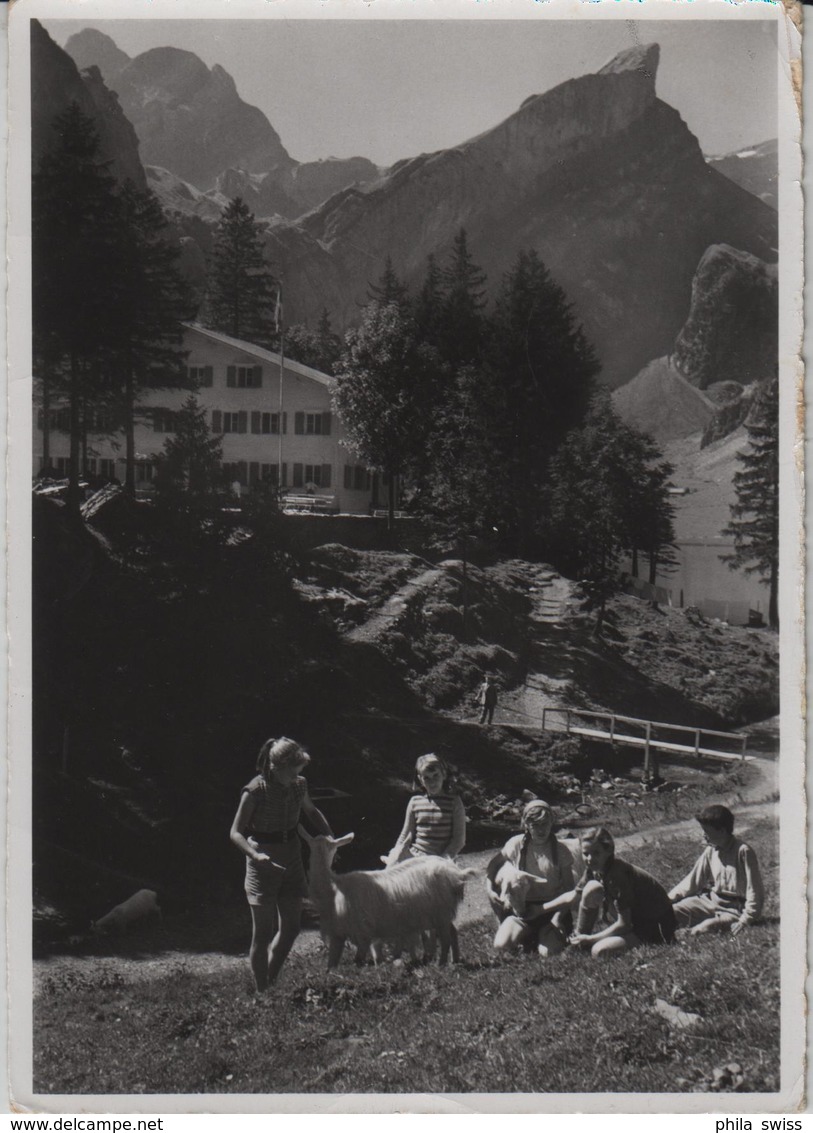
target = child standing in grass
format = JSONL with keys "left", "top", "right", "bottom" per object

{"left": 230, "top": 737, "right": 333, "bottom": 992}
{"left": 545, "top": 826, "right": 675, "bottom": 957}
{"left": 486, "top": 799, "right": 578, "bottom": 958}
{"left": 668, "top": 804, "right": 764, "bottom": 937}
{"left": 384, "top": 754, "right": 466, "bottom": 865}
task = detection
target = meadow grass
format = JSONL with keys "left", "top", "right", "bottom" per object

{"left": 34, "top": 817, "right": 779, "bottom": 1097}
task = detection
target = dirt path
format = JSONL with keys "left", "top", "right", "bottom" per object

{"left": 344, "top": 566, "right": 445, "bottom": 646}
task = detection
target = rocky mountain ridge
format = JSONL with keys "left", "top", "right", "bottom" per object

{"left": 61, "top": 27, "right": 379, "bottom": 217}
{"left": 261, "top": 43, "right": 777, "bottom": 388}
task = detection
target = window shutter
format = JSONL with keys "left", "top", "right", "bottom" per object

{"left": 295, "top": 412, "right": 305, "bottom": 435}
{"left": 237, "top": 461, "right": 248, "bottom": 485}
{"left": 344, "top": 465, "right": 352, "bottom": 490}
{"left": 322, "top": 412, "right": 332, "bottom": 436}
{"left": 204, "top": 366, "right": 213, "bottom": 387}
{"left": 282, "top": 462, "right": 288, "bottom": 487}
{"left": 227, "top": 366, "right": 236, "bottom": 388}
{"left": 212, "top": 410, "right": 222, "bottom": 433}
{"left": 293, "top": 463, "right": 304, "bottom": 488}
{"left": 153, "top": 413, "right": 162, "bottom": 433}
{"left": 322, "top": 464, "right": 331, "bottom": 488}
{"left": 238, "top": 411, "right": 248, "bottom": 434}
{"left": 283, "top": 412, "right": 288, "bottom": 434}
{"left": 254, "top": 365, "right": 263, "bottom": 388}
{"left": 249, "top": 462, "right": 259, "bottom": 485}
{"left": 251, "top": 411, "right": 261, "bottom": 434}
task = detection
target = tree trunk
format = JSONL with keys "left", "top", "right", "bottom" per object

{"left": 648, "top": 550, "right": 658, "bottom": 586}
{"left": 41, "top": 374, "right": 51, "bottom": 472}
{"left": 124, "top": 368, "right": 136, "bottom": 499}
{"left": 67, "top": 351, "right": 81, "bottom": 513}
{"left": 387, "top": 473, "right": 396, "bottom": 530}
{"left": 769, "top": 560, "right": 779, "bottom": 630}
{"left": 631, "top": 547, "right": 639, "bottom": 578}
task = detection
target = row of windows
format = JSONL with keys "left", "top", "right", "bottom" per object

{"left": 211, "top": 410, "right": 331, "bottom": 436}
{"left": 222, "top": 462, "right": 333, "bottom": 489}
{"left": 37, "top": 409, "right": 116, "bottom": 433}
{"left": 188, "top": 364, "right": 264, "bottom": 389}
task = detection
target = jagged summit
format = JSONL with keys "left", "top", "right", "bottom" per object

{"left": 598, "top": 42, "right": 660, "bottom": 80}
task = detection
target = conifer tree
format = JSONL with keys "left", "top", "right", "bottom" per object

{"left": 722, "top": 374, "right": 779, "bottom": 628}
{"left": 366, "top": 256, "right": 410, "bottom": 308}
{"left": 154, "top": 395, "right": 225, "bottom": 510}
{"left": 33, "top": 102, "right": 123, "bottom": 509}
{"left": 438, "top": 228, "right": 487, "bottom": 367}
{"left": 204, "top": 197, "right": 276, "bottom": 345}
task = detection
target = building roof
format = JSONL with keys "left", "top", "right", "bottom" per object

{"left": 184, "top": 323, "right": 333, "bottom": 389}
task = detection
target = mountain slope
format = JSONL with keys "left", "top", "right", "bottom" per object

{"left": 612, "top": 357, "right": 715, "bottom": 443}
{"left": 32, "top": 21, "right": 146, "bottom": 189}
{"left": 708, "top": 139, "right": 778, "bottom": 211}
{"left": 264, "top": 43, "right": 777, "bottom": 388}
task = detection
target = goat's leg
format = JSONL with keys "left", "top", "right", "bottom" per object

{"left": 450, "top": 923, "right": 460, "bottom": 964}
{"left": 436, "top": 925, "right": 452, "bottom": 966}
{"left": 327, "top": 935, "right": 346, "bottom": 969}
{"left": 354, "top": 942, "right": 370, "bottom": 966}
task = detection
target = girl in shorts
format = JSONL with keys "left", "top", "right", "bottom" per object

{"left": 230, "top": 736, "right": 332, "bottom": 991}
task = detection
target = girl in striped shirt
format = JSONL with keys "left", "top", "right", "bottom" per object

{"left": 384, "top": 753, "right": 466, "bottom": 865}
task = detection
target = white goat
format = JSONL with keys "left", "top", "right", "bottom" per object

{"left": 301, "top": 830, "right": 474, "bottom": 968}
{"left": 91, "top": 888, "right": 161, "bottom": 934}
{"left": 492, "top": 862, "right": 545, "bottom": 918}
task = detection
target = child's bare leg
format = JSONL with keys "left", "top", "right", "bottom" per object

{"left": 591, "top": 932, "right": 639, "bottom": 958}
{"left": 494, "top": 916, "right": 531, "bottom": 952}
{"left": 690, "top": 915, "right": 735, "bottom": 937}
{"left": 249, "top": 906, "right": 277, "bottom": 992}
{"left": 267, "top": 894, "right": 303, "bottom": 984}
{"left": 575, "top": 879, "right": 604, "bottom": 935}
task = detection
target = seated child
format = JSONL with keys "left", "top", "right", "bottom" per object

{"left": 485, "top": 799, "right": 578, "bottom": 958}
{"left": 544, "top": 826, "right": 675, "bottom": 958}
{"left": 668, "top": 804, "right": 764, "bottom": 937}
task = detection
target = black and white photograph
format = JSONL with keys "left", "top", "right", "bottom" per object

{"left": 6, "top": 0, "right": 804, "bottom": 1113}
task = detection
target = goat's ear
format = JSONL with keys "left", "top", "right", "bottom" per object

{"left": 297, "top": 824, "right": 315, "bottom": 846}
{"left": 333, "top": 833, "right": 355, "bottom": 848}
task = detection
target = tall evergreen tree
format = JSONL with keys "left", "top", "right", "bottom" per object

{"left": 33, "top": 102, "right": 123, "bottom": 509}
{"left": 204, "top": 197, "right": 276, "bottom": 345}
{"left": 284, "top": 308, "right": 342, "bottom": 374}
{"left": 154, "top": 395, "right": 225, "bottom": 509}
{"left": 546, "top": 393, "right": 674, "bottom": 633}
{"left": 109, "top": 182, "right": 193, "bottom": 496}
{"left": 366, "top": 256, "right": 410, "bottom": 309}
{"left": 722, "top": 374, "right": 779, "bottom": 628}
{"left": 438, "top": 228, "right": 487, "bottom": 367}
{"left": 333, "top": 301, "right": 437, "bottom": 527}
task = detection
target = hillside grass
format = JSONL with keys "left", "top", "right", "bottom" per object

{"left": 34, "top": 816, "right": 779, "bottom": 1098}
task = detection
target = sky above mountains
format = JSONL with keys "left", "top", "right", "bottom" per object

{"left": 45, "top": 17, "right": 778, "bottom": 168}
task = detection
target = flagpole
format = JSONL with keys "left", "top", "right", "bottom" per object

{"left": 276, "top": 284, "right": 284, "bottom": 499}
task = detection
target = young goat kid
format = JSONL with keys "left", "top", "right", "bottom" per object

{"left": 300, "top": 829, "right": 474, "bottom": 968}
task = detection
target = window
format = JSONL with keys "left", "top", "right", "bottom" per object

{"left": 37, "top": 408, "right": 71, "bottom": 433}
{"left": 261, "top": 463, "right": 287, "bottom": 486}
{"left": 251, "top": 411, "right": 287, "bottom": 435}
{"left": 55, "top": 457, "right": 70, "bottom": 475}
{"left": 227, "top": 365, "right": 263, "bottom": 389}
{"left": 153, "top": 410, "right": 178, "bottom": 434}
{"left": 344, "top": 464, "right": 372, "bottom": 491}
{"left": 86, "top": 459, "right": 97, "bottom": 475}
{"left": 99, "top": 459, "right": 116, "bottom": 480}
{"left": 135, "top": 460, "right": 154, "bottom": 482}
{"left": 304, "top": 464, "right": 332, "bottom": 488}
{"left": 188, "top": 365, "right": 213, "bottom": 387}
{"left": 223, "top": 461, "right": 249, "bottom": 486}
{"left": 221, "top": 411, "right": 248, "bottom": 434}
{"left": 294, "top": 411, "right": 332, "bottom": 436}
{"left": 87, "top": 409, "right": 115, "bottom": 433}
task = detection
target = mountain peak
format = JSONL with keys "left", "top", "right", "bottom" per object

{"left": 598, "top": 42, "right": 660, "bottom": 82}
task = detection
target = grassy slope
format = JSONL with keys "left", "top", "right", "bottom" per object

{"left": 34, "top": 816, "right": 779, "bottom": 1097}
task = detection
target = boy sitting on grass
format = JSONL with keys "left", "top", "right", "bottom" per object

{"left": 668, "top": 804, "right": 764, "bottom": 938}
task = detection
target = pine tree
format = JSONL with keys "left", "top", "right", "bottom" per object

{"left": 108, "top": 181, "right": 193, "bottom": 496}
{"left": 333, "top": 302, "right": 437, "bottom": 526}
{"left": 154, "top": 395, "right": 225, "bottom": 511}
{"left": 284, "top": 308, "right": 342, "bottom": 374}
{"left": 204, "top": 197, "right": 276, "bottom": 345}
{"left": 413, "top": 254, "right": 445, "bottom": 350}
{"left": 722, "top": 374, "right": 779, "bottom": 628}
{"left": 438, "top": 228, "right": 487, "bottom": 367}
{"left": 366, "top": 257, "right": 410, "bottom": 308}
{"left": 33, "top": 102, "right": 123, "bottom": 509}
{"left": 546, "top": 393, "right": 674, "bottom": 633}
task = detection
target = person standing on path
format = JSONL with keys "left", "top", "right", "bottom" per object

{"left": 230, "top": 736, "right": 333, "bottom": 992}
{"left": 477, "top": 674, "right": 498, "bottom": 724}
